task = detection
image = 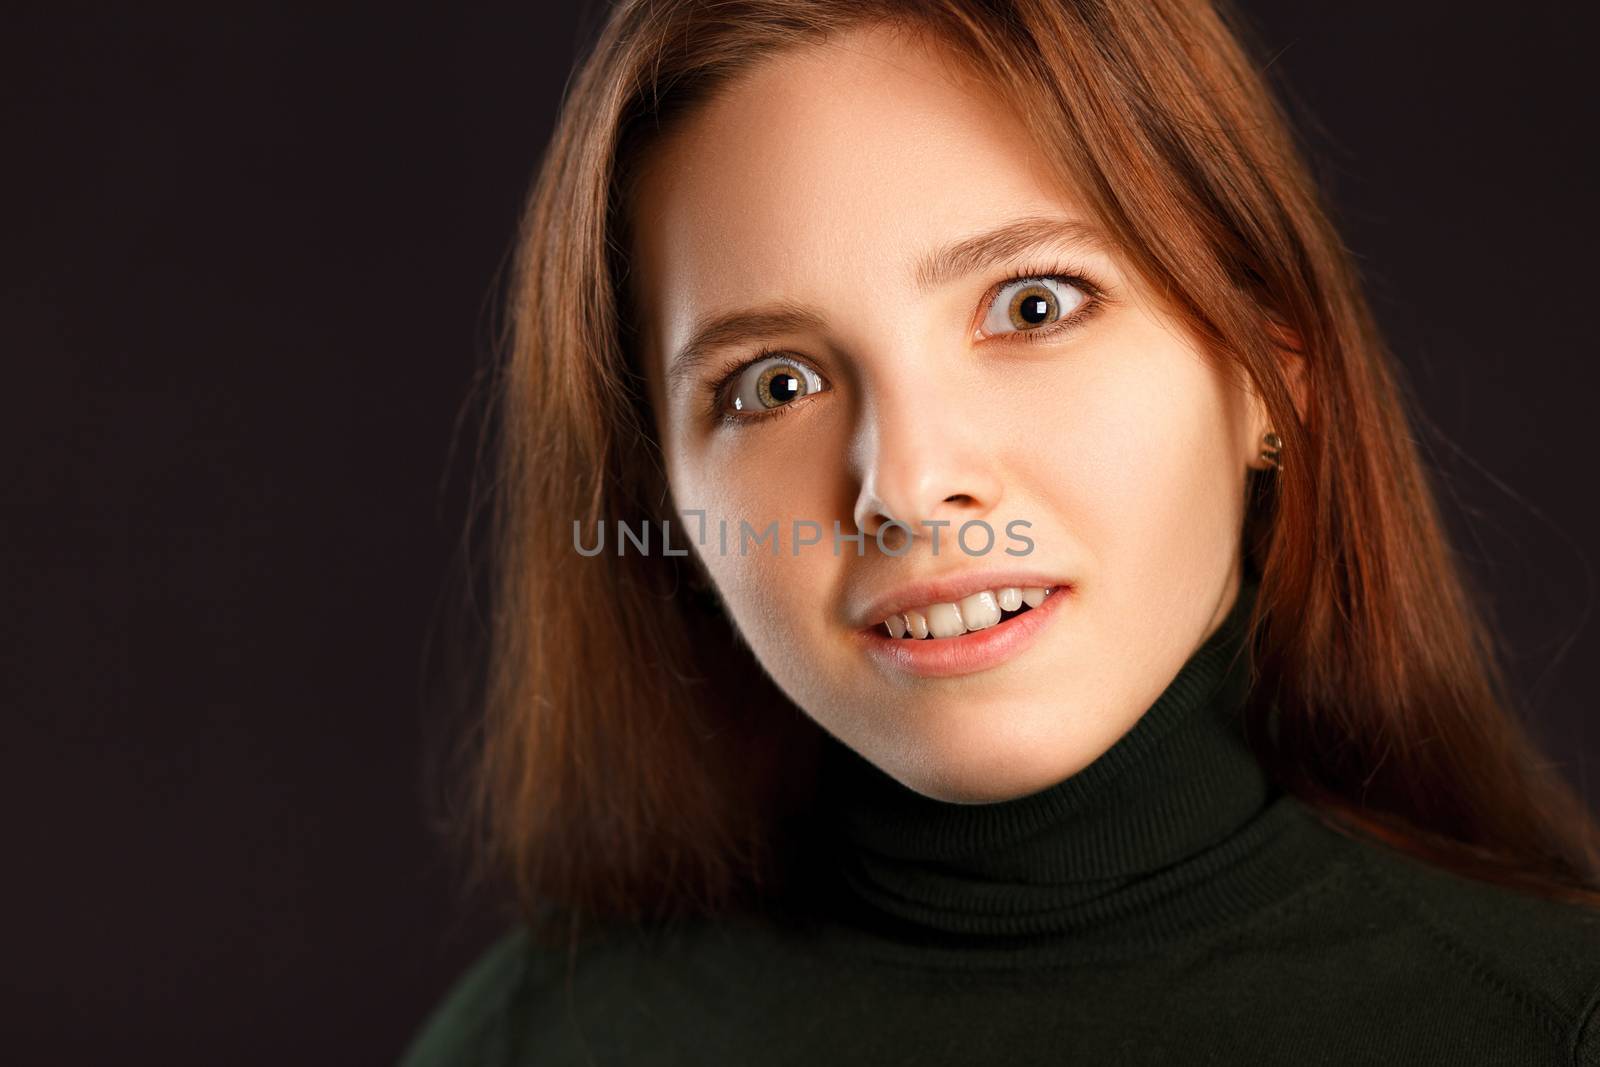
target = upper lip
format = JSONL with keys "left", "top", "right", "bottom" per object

{"left": 852, "top": 571, "right": 1072, "bottom": 628}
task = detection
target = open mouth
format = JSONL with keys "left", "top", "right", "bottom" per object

{"left": 856, "top": 582, "right": 1070, "bottom": 678}
{"left": 874, "top": 586, "right": 1057, "bottom": 641}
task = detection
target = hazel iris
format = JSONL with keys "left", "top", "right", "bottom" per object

{"left": 1009, "top": 284, "right": 1059, "bottom": 329}
{"left": 757, "top": 364, "right": 806, "bottom": 407}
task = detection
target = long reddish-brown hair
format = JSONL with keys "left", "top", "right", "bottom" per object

{"left": 443, "top": 0, "right": 1600, "bottom": 948}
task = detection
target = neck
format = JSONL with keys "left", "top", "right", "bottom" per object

{"left": 791, "top": 579, "right": 1305, "bottom": 960}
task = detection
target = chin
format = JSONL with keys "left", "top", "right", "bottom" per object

{"left": 873, "top": 702, "right": 1104, "bottom": 805}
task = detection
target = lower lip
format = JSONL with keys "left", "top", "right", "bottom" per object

{"left": 853, "top": 585, "right": 1072, "bottom": 678}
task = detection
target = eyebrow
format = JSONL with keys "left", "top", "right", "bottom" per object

{"left": 665, "top": 215, "right": 1114, "bottom": 390}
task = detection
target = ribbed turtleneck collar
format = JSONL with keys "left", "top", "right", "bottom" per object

{"left": 800, "top": 577, "right": 1310, "bottom": 963}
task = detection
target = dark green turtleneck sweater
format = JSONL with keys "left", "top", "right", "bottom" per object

{"left": 403, "top": 583, "right": 1600, "bottom": 1065}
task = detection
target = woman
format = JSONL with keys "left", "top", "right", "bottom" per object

{"left": 406, "top": 1, "right": 1600, "bottom": 1063}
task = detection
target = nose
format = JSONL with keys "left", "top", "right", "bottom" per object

{"left": 851, "top": 368, "right": 1005, "bottom": 548}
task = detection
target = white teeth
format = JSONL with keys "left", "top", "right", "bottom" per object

{"left": 904, "top": 608, "right": 929, "bottom": 639}
{"left": 924, "top": 602, "right": 965, "bottom": 639}
{"left": 879, "top": 585, "right": 1056, "bottom": 640}
{"left": 958, "top": 590, "right": 1001, "bottom": 630}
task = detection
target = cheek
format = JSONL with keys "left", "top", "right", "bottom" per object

{"left": 715, "top": 553, "right": 829, "bottom": 666}
{"left": 700, "top": 528, "right": 845, "bottom": 704}
{"left": 1025, "top": 323, "right": 1241, "bottom": 571}
{"left": 665, "top": 430, "right": 840, "bottom": 642}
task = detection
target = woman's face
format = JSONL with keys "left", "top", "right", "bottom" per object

{"left": 630, "top": 25, "right": 1287, "bottom": 803}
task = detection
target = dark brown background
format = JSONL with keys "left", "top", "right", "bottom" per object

{"left": 4, "top": 2, "right": 1596, "bottom": 1063}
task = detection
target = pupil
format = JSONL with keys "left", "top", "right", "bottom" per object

{"left": 1019, "top": 294, "right": 1051, "bottom": 324}
{"left": 769, "top": 373, "right": 800, "bottom": 402}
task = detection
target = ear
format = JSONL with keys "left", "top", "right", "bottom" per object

{"left": 1246, "top": 318, "right": 1310, "bottom": 471}
{"left": 1266, "top": 319, "right": 1310, "bottom": 426}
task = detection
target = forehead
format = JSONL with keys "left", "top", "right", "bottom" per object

{"left": 627, "top": 25, "right": 1084, "bottom": 370}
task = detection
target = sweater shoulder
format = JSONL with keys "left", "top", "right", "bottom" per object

{"left": 396, "top": 918, "right": 706, "bottom": 1066}
{"left": 399, "top": 929, "right": 533, "bottom": 1067}
{"left": 1339, "top": 827, "right": 1600, "bottom": 1064}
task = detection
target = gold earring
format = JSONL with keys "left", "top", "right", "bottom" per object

{"left": 1259, "top": 430, "right": 1283, "bottom": 470}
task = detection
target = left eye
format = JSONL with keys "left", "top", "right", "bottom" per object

{"left": 725, "top": 354, "right": 828, "bottom": 414}
{"left": 980, "top": 276, "right": 1089, "bottom": 337}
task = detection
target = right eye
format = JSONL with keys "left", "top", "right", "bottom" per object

{"left": 978, "top": 274, "right": 1093, "bottom": 339}
{"left": 722, "top": 354, "right": 829, "bottom": 418}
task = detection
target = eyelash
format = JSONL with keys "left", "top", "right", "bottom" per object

{"left": 706, "top": 262, "right": 1109, "bottom": 428}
